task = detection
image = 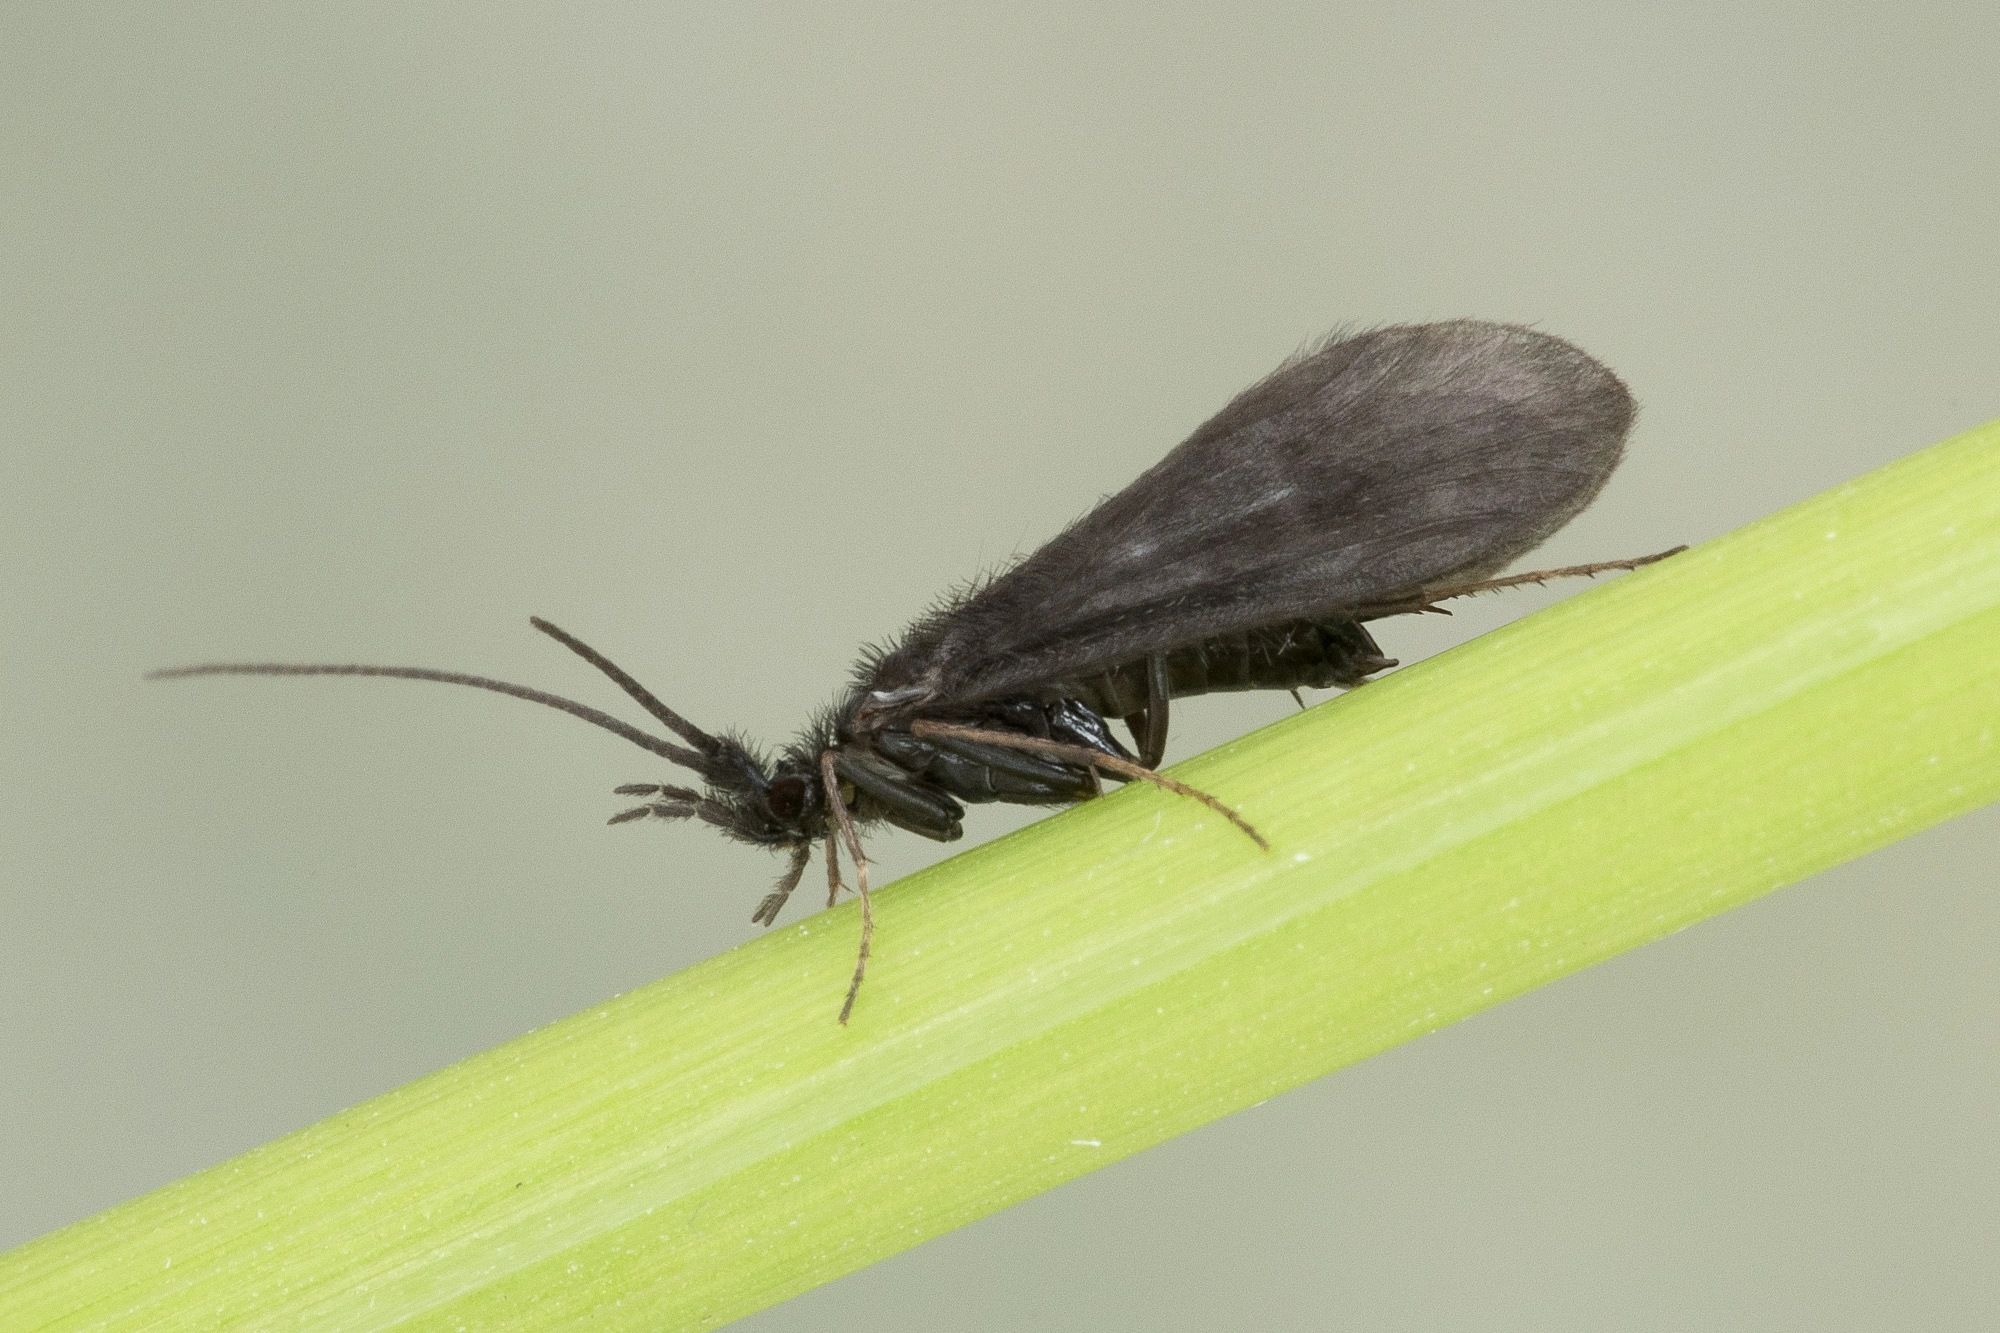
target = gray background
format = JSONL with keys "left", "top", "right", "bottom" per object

{"left": 5, "top": 4, "right": 1996, "bottom": 1328}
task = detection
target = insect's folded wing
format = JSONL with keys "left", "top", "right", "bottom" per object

{"left": 869, "top": 321, "right": 1636, "bottom": 711}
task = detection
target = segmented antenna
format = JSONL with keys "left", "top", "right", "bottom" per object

{"left": 528, "top": 617, "right": 724, "bottom": 756}
{"left": 148, "top": 619, "right": 713, "bottom": 774}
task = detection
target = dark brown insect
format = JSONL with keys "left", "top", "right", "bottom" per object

{"left": 155, "top": 321, "right": 1675, "bottom": 1022}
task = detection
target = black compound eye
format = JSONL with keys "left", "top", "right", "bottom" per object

{"left": 766, "top": 775, "right": 809, "bottom": 822}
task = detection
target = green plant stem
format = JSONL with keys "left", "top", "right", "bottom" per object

{"left": 8, "top": 419, "right": 1999, "bottom": 1332}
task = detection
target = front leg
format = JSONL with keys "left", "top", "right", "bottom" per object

{"left": 832, "top": 749, "right": 967, "bottom": 840}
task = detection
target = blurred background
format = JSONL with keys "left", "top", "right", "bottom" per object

{"left": 5, "top": 4, "right": 1996, "bottom": 1328}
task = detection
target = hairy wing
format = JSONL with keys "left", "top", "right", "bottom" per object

{"left": 865, "top": 320, "right": 1635, "bottom": 712}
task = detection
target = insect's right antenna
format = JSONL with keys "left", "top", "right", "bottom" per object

{"left": 147, "top": 661, "right": 712, "bottom": 772}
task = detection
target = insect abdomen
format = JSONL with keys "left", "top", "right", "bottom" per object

{"left": 1063, "top": 618, "right": 1396, "bottom": 716}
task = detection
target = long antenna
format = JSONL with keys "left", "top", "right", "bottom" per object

{"left": 148, "top": 656, "right": 710, "bottom": 772}
{"left": 528, "top": 617, "right": 723, "bottom": 756}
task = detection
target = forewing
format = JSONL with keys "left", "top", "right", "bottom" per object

{"left": 868, "top": 320, "right": 1635, "bottom": 710}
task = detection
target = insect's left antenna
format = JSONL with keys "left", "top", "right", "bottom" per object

{"left": 147, "top": 660, "right": 712, "bottom": 771}
{"left": 528, "top": 617, "right": 724, "bottom": 756}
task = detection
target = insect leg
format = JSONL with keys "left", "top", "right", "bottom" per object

{"left": 824, "top": 833, "right": 843, "bottom": 907}
{"left": 751, "top": 843, "right": 813, "bottom": 927}
{"left": 909, "top": 731, "right": 1094, "bottom": 800}
{"left": 820, "top": 750, "right": 873, "bottom": 1026}
{"left": 909, "top": 720, "right": 1268, "bottom": 850}
{"left": 1419, "top": 546, "right": 1686, "bottom": 606}
{"left": 1124, "top": 654, "right": 1171, "bottom": 770}
{"left": 835, "top": 750, "right": 967, "bottom": 839}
